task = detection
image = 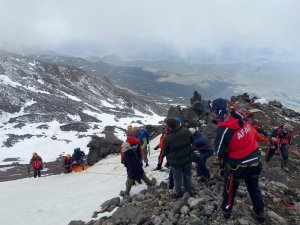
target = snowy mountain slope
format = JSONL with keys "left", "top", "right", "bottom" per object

{"left": 0, "top": 52, "right": 165, "bottom": 163}
{"left": 0, "top": 136, "right": 168, "bottom": 225}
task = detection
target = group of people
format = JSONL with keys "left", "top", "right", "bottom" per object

{"left": 119, "top": 94, "right": 294, "bottom": 224}
{"left": 27, "top": 147, "right": 86, "bottom": 177}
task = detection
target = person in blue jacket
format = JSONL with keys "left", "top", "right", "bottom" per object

{"left": 133, "top": 127, "right": 150, "bottom": 167}
{"left": 189, "top": 127, "right": 214, "bottom": 181}
{"left": 72, "top": 148, "right": 85, "bottom": 166}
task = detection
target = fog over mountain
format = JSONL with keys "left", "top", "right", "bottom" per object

{"left": 1, "top": 0, "right": 300, "bottom": 61}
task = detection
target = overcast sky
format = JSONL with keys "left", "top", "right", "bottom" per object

{"left": 0, "top": 0, "right": 300, "bottom": 58}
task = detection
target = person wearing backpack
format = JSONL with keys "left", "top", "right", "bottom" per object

{"left": 133, "top": 126, "right": 150, "bottom": 167}
{"left": 28, "top": 152, "right": 43, "bottom": 178}
{"left": 72, "top": 148, "right": 85, "bottom": 166}
{"left": 119, "top": 142, "right": 156, "bottom": 196}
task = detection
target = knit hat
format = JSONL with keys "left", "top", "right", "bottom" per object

{"left": 121, "top": 142, "right": 131, "bottom": 152}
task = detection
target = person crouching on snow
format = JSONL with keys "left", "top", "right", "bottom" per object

{"left": 120, "top": 142, "right": 156, "bottom": 196}
{"left": 63, "top": 154, "right": 73, "bottom": 173}
{"left": 28, "top": 152, "right": 43, "bottom": 178}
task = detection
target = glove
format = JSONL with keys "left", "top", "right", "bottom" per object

{"left": 154, "top": 146, "right": 159, "bottom": 150}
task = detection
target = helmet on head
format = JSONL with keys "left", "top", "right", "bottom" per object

{"left": 189, "top": 127, "right": 197, "bottom": 135}
{"left": 283, "top": 123, "right": 293, "bottom": 133}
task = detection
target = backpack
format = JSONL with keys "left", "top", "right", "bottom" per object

{"left": 32, "top": 159, "right": 42, "bottom": 169}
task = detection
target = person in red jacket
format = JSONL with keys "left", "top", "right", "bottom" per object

{"left": 153, "top": 128, "right": 168, "bottom": 170}
{"left": 215, "top": 109, "right": 265, "bottom": 223}
{"left": 120, "top": 132, "right": 142, "bottom": 164}
{"left": 28, "top": 152, "right": 43, "bottom": 178}
{"left": 266, "top": 123, "right": 293, "bottom": 171}
{"left": 63, "top": 154, "right": 73, "bottom": 173}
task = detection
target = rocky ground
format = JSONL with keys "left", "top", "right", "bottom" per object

{"left": 1, "top": 93, "right": 300, "bottom": 224}
{"left": 68, "top": 93, "right": 300, "bottom": 225}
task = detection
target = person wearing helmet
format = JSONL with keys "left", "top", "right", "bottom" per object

{"left": 119, "top": 142, "right": 156, "bottom": 196}
{"left": 189, "top": 127, "right": 214, "bottom": 182}
{"left": 72, "top": 148, "right": 85, "bottom": 166}
{"left": 63, "top": 154, "right": 73, "bottom": 173}
{"left": 266, "top": 123, "right": 293, "bottom": 171}
{"left": 28, "top": 152, "right": 43, "bottom": 178}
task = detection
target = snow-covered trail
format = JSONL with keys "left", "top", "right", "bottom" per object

{"left": 0, "top": 136, "right": 168, "bottom": 225}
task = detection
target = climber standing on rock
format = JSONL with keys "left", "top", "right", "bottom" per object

{"left": 189, "top": 127, "right": 214, "bottom": 182}
{"left": 215, "top": 109, "right": 266, "bottom": 223}
{"left": 265, "top": 123, "right": 293, "bottom": 171}
{"left": 163, "top": 117, "right": 198, "bottom": 198}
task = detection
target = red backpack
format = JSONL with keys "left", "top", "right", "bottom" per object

{"left": 32, "top": 159, "right": 42, "bottom": 169}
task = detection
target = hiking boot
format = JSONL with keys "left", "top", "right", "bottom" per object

{"left": 221, "top": 209, "right": 231, "bottom": 219}
{"left": 200, "top": 176, "right": 209, "bottom": 182}
{"left": 171, "top": 193, "right": 183, "bottom": 199}
{"left": 251, "top": 211, "right": 266, "bottom": 223}
{"left": 155, "top": 165, "right": 162, "bottom": 170}
{"left": 119, "top": 190, "right": 129, "bottom": 197}
{"left": 281, "top": 161, "right": 289, "bottom": 172}
{"left": 164, "top": 162, "right": 169, "bottom": 168}
{"left": 145, "top": 163, "right": 149, "bottom": 167}
{"left": 151, "top": 177, "right": 157, "bottom": 186}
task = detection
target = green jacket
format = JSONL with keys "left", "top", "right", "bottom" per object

{"left": 163, "top": 126, "right": 197, "bottom": 167}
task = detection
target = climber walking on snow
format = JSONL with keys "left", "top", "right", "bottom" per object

{"left": 120, "top": 142, "right": 156, "bottom": 196}
{"left": 28, "top": 152, "right": 43, "bottom": 178}
{"left": 133, "top": 126, "right": 150, "bottom": 167}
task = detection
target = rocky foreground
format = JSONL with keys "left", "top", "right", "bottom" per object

{"left": 68, "top": 94, "right": 300, "bottom": 225}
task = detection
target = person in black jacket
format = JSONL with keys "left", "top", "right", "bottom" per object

{"left": 120, "top": 142, "right": 156, "bottom": 196}
{"left": 162, "top": 117, "right": 197, "bottom": 198}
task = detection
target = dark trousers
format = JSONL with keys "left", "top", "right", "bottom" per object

{"left": 195, "top": 149, "right": 213, "bottom": 177}
{"left": 168, "top": 169, "right": 174, "bottom": 189}
{"left": 172, "top": 163, "right": 192, "bottom": 196}
{"left": 266, "top": 144, "right": 289, "bottom": 162}
{"left": 221, "top": 164, "right": 264, "bottom": 215}
{"left": 33, "top": 169, "right": 41, "bottom": 178}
